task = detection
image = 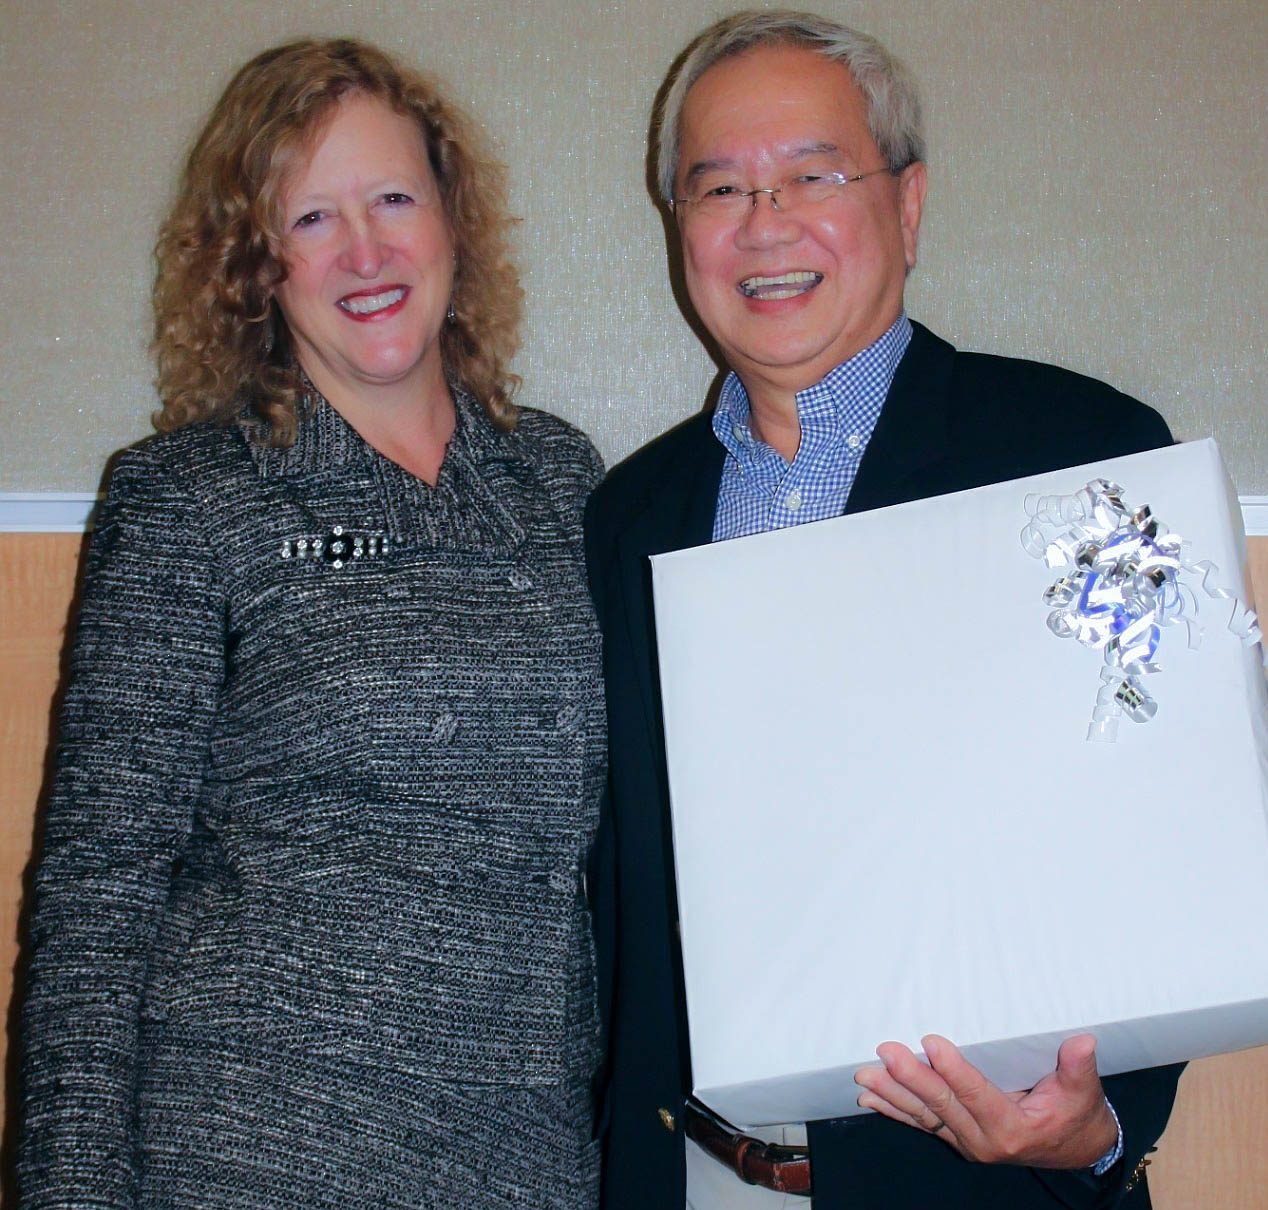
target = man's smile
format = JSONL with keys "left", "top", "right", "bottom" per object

{"left": 738, "top": 271, "right": 823, "bottom": 301}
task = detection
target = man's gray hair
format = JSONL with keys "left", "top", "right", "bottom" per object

{"left": 655, "top": 9, "right": 925, "bottom": 202}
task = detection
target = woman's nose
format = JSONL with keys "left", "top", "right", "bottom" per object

{"left": 342, "top": 218, "right": 387, "bottom": 278}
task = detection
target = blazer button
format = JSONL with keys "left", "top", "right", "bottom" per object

{"left": 657, "top": 1107, "right": 675, "bottom": 1132}
{"left": 429, "top": 711, "right": 458, "bottom": 745}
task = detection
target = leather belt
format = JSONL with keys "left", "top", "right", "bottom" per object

{"left": 684, "top": 1099, "right": 812, "bottom": 1196}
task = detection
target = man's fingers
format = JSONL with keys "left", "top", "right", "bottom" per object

{"left": 918, "top": 1034, "right": 1019, "bottom": 1131}
{"left": 872, "top": 1041, "right": 990, "bottom": 1146}
{"left": 1054, "top": 1033, "right": 1101, "bottom": 1092}
{"left": 856, "top": 1062, "right": 961, "bottom": 1142}
{"left": 856, "top": 1062, "right": 931, "bottom": 1122}
{"left": 874, "top": 1041, "right": 952, "bottom": 1114}
{"left": 858, "top": 1091, "right": 955, "bottom": 1141}
{"left": 862, "top": 1034, "right": 1115, "bottom": 1167}
{"left": 922, "top": 1035, "right": 995, "bottom": 1109}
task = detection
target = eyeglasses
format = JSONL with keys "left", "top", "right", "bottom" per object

{"left": 671, "top": 167, "right": 894, "bottom": 221}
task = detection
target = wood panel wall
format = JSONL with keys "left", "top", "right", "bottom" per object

{"left": 2, "top": 532, "right": 1267, "bottom": 1205}
{"left": 0, "top": 534, "right": 84, "bottom": 1201}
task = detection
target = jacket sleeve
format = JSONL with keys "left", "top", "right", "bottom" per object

{"left": 534, "top": 415, "right": 606, "bottom": 540}
{"left": 18, "top": 444, "right": 225, "bottom": 1208}
{"left": 1035, "top": 1063, "right": 1183, "bottom": 1209}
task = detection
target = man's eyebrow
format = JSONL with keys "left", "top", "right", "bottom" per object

{"left": 789, "top": 142, "right": 840, "bottom": 159}
{"left": 683, "top": 157, "right": 736, "bottom": 184}
{"left": 682, "top": 142, "right": 843, "bottom": 183}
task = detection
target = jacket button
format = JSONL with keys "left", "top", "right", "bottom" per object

{"left": 658, "top": 1107, "right": 675, "bottom": 1132}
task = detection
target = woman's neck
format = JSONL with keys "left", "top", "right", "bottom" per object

{"left": 302, "top": 363, "right": 457, "bottom": 486}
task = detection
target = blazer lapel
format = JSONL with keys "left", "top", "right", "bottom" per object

{"left": 612, "top": 415, "right": 724, "bottom": 752}
{"left": 848, "top": 321, "right": 957, "bottom": 514}
{"left": 608, "top": 323, "right": 957, "bottom": 741}
{"left": 247, "top": 387, "right": 530, "bottom": 557}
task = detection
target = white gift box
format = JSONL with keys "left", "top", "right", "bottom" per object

{"left": 650, "top": 439, "right": 1268, "bottom": 1128}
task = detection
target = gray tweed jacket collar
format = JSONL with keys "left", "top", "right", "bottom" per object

{"left": 241, "top": 386, "right": 533, "bottom": 556}
{"left": 245, "top": 385, "right": 529, "bottom": 476}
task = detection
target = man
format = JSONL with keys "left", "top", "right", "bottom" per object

{"left": 585, "top": 10, "right": 1181, "bottom": 1210}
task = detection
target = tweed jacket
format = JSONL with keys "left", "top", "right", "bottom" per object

{"left": 19, "top": 390, "right": 606, "bottom": 1206}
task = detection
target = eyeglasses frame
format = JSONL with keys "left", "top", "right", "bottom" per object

{"left": 670, "top": 166, "right": 896, "bottom": 219}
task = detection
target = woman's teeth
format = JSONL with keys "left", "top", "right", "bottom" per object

{"left": 739, "top": 271, "right": 822, "bottom": 300}
{"left": 339, "top": 287, "right": 406, "bottom": 315}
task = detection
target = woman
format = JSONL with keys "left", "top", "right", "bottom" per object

{"left": 19, "top": 39, "right": 604, "bottom": 1209}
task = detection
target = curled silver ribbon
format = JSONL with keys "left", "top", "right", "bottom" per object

{"left": 1022, "top": 478, "right": 1261, "bottom": 742}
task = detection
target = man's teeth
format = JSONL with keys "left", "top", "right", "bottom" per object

{"left": 740, "top": 271, "right": 822, "bottom": 300}
{"left": 339, "top": 288, "right": 406, "bottom": 315}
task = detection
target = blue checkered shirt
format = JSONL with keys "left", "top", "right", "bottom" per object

{"left": 712, "top": 315, "right": 912, "bottom": 541}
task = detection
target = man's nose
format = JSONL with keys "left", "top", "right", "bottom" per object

{"left": 735, "top": 189, "right": 800, "bottom": 245}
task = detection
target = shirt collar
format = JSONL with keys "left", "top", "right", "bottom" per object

{"left": 712, "top": 313, "right": 912, "bottom": 466}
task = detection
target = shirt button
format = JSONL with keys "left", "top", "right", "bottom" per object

{"left": 732, "top": 424, "right": 746, "bottom": 442}
{"left": 847, "top": 434, "right": 863, "bottom": 450}
{"left": 786, "top": 488, "right": 803, "bottom": 511}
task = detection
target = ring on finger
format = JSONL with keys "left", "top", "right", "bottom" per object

{"left": 925, "top": 1117, "right": 947, "bottom": 1134}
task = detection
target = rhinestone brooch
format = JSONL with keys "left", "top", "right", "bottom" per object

{"left": 279, "top": 525, "right": 389, "bottom": 569}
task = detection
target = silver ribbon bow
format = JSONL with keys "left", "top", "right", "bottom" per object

{"left": 1021, "top": 478, "right": 1261, "bottom": 742}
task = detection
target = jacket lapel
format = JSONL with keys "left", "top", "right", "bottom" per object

{"left": 246, "top": 387, "right": 531, "bottom": 556}
{"left": 612, "top": 415, "right": 724, "bottom": 752}
{"left": 847, "top": 321, "right": 956, "bottom": 514}
{"left": 611, "top": 324, "right": 957, "bottom": 740}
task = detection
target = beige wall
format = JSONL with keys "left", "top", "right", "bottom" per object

{"left": 1, "top": 0, "right": 1265, "bottom": 496}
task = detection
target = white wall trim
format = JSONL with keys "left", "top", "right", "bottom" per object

{"left": 0, "top": 493, "right": 101, "bottom": 533}
{"left": 1241, "top": 497, "right": 1268, "bottom": 538}
{"left": 2, "top": 491, "right": 1267, "bottom": 536}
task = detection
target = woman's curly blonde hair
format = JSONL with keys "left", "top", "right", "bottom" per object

{"left": 153, "top": 37, "right": 523, "bottom": 443}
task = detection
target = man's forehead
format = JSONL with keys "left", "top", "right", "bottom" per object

{"left": 683, "top": 43, "right": 861, "bottom": 109}
{"left": 678, "top": 49, "right": 874, "bottom": 178}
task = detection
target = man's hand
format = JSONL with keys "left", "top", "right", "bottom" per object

{"left": 854, "top": 1033, "right": 1118, "bottom": 1170}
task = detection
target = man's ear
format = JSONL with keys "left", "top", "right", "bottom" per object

{"left": 899, "top": 161, "right": 928, "bottom": 273}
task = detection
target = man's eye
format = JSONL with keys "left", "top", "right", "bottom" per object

{"left": 701, "top": 184, "right": 743, "bottom": 199}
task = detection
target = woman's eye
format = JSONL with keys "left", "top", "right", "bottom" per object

{"left": 292, "top": 211, "right": 324, "bottom": 230}
{"left": 381, "top": 192, "right": 414, "bottom": 206}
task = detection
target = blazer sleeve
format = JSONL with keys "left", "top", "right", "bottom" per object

{"left": 18, "top": 444, "right": 225, "bottom": 1208}
{"left": 523, "top": 410, "right": 606, "bottom": 541}
{"left": 1034, "top": 1063, "right": 1183, "bottom": 1209}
